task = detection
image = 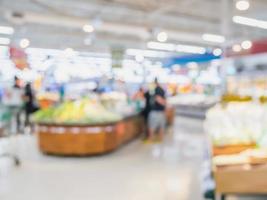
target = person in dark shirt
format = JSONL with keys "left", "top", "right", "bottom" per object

{"left": 23, "top": 83, "right": 38, "bottom": 127}
{"left": 148, "top": 78, "right": 166, "bottom": 141}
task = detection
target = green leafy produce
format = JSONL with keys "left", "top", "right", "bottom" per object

{"left": 33, "top": 99, "right": 122, "bottom": 125}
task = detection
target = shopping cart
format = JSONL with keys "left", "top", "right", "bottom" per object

{"left": 0, "top": 105, "right": 20, "bottom": 166}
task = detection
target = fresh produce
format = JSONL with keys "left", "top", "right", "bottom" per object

{"left": 204, "top": 102, "right": 267, "bottom": 146}
{"left": 33, "top": 99, "right": 122, "bottom": 125}
{"left": 221, "top": 94, "right": 252, "bottom": 103}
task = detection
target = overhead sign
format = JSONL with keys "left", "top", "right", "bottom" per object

{"left": 9, "top": 46, "right": 28, "bottom": 70}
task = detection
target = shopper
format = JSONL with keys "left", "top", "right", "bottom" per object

{"left": 2, "top": 76, "right": 24, "bottom": 134}
{"left": 23, "top": 83, "right": 39, "bottom": 127}
{"left": 148, "top": 78, "right": 166, "bottom": 142}
{"left": 133, "top": 87, "right": 151, "bottom": 139}
{"left": 59, "top": 83, "right": 65, "bottom": 102}
{"left": 143, "top": 87, "right": 151, "bottom": 139}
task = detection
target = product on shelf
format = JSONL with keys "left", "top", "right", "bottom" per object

{"left": 100, "top": 92, "right": 138, "bottom": 116}
{"left": 37, "top": 92, "right": 60, "bottom": 109}
{"left": 33, "top": 99, "right": 122, "bottom": 125}
{"left": 205, "top": 102, "right": 267, "bottom": 147}
{"left": 221, "top": 94, "right": 252, "bottom": 103}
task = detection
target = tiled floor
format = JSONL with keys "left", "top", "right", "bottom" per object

{"left": 0, "top": 116, "right": 266, "bottom": 200}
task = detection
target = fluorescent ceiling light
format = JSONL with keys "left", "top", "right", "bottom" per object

{"left": 236, "top": 0, "right": 250, "bottom": 11}
{"left": 241, "top": 40, "right": 252, "bottom": 49}
{"left": 233, "top": 16, "right": 267, "bottom": 29}
{"left": 147, "top": 41, "right": 175, "bottom": 51}
{"left": 176, "top": 44, "right": 206, "bottom": 54}
{"left": 126, "top": 49, "right": 170, "bottom": 58}
{"left": 147, "top": 41, "right": 206, "bottom": 54}
{"left": 0, "top": 26, "right": 14, "bottom": 35}
{"left": 0, "top": 37, "right": 10, "bottom": 45}
{"left": 157, "top": 32, "right": 168, "bottom": 42}
{"left": 202, "top": 33, "right": 225, "bottom": 43}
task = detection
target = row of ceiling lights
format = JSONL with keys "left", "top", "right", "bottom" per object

{"left": 145, "top": 0, "right": 254, "bottom": 56}
{"left": 0, "top": 0, "right": 260, "bottom": 56}
{"left": 0, "top": 25, "right": 30, "bottom": 48}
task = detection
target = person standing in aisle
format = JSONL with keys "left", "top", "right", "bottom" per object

{"left": 23, "top": 83, "right": 38, "bottom": 128}
{"left": 133, "top": 86, "right": 151, "bottom": 140}
{"left": 148, "top": 78, "right": 166, "bottom": 142}
{"left": 2, "top": 76, "right": 24, "bottom": 134}
{"left": 143, "top": 87, "right": 151, "bottom": 139}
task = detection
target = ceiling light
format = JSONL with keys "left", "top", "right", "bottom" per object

{"left": 233, "top": 16, "right": 267, "bottom": 29}
{"left": 0, "top": 37, "right": 10, "bottom": 45}
{"left": 176, "top": 44, "right": 206, "bottom": 54}
{"left": 147, "top": 41, "right": 206, "bottom": 54}
{"left": 241, "top": 40, "right": 252, "bottom": 49}
{"left": 236, "top": 0, "right": 250, "bottom": 11}
{"left": 157, "top": 32, "right": 168, "bottom": 42}
{"left": 202, "top": 33, "right": 225, "bottom": 43}
{"left": 0, "top": 26, "right": 14, "bottom": 35}
{"left": 83, "top": 24, "right": 94, "bottom": 33}
{"left": 213, "top": 48, "right": 223, "bottom": 56}
{"left": 20, "top": 38, "right": 30, "bottom": 48}
{"left": 232, "top": 44, "right": 242, "bottom": 52}
{"left": 147, "top": 41, "right": 175, "bottom": 51}
{"left": 126, "top": 49, "right": 169, "bottom": 58}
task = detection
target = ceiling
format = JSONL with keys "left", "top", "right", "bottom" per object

{"left": 0, "top": 0, "right": 267, "bottom": 52}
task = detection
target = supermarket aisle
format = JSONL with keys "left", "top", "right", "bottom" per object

{"left": 0, "top": 116, "right": 206, "bottom": 200}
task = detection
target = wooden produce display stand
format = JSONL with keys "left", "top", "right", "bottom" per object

{"left": 213, "top": 144, "right": 256, "bottom": 156}
{"left": 212, "top": 144, "right": 267, "bottom": 200}
{"left": 214, "top": 164, "right": 267, "bottom": 200}
{"left": 36, "top": 114, "right": 144, "bottom": 156}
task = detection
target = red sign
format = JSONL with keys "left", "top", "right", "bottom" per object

{"left": 9, "top": 46, "right": 28, "bottom": 70}
{"left": 226, "top": 38, "right": 267, "bottom": 57}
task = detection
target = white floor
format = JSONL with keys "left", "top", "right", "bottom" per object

{"left": 0, "top": 116, "right": 266, "bottom": 200}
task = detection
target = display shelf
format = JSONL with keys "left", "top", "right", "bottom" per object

{"left": 213, "top": 144, "right": 256, "bottom": 156}
{"left": 36, "top": 114, "right": 144, "bottom": 156}
{"left": 214, "top": 164, "right": 267, "bottom": 198}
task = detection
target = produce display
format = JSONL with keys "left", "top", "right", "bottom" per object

{"left": 33, "top": 99, "right": 122, "bottom": 125}
{"left": 221, "top": 94, "right": 252, "bottom": 103}
{"left": 37, "top": 92, "right": 60, "bottom": 109}
{"left": 204, "top": 102, "right": 267, "bottom": 147}
{"left": 221, "top": 94, "right": 267, "bottom": 104}
{"left": 100, "top": 92, "right": 138, "bottom": 116}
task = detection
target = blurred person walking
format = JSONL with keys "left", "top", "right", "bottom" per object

{"left": 133, "top": 86, "right": 151, "bottom": 140}
{"left": 2, "top": 76, "right": 24, "bottom": 134}
{"left": 23, "top": 83, "right": 39, "bottom": 128}
{"left": 148, "top": 78, "right": 166, "bottom": 142}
